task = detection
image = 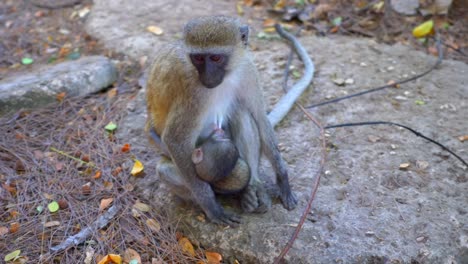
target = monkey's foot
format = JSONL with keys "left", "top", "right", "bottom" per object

{"left": 209, "top": 210, "right": 242, "bottom": 227}
{"left": 241, "top": 184, "right": 271, "bottom": 213}
{"left": 280, "top": 190, "right": 298, "bottom": 210}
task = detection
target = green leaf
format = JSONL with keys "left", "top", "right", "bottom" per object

{"left": 104, "top": 121, "right": 117, "bottom": 132}
{"left": 129, "top": 260, "right": 139, "bottom": 264}
{"left": 4, "top": 250, "right": 21, "bottom": 262}
{"left": 48, "top": 56, "right": 57, "bottom": 64}
{"left": 415, "top": 100, "right": 425, "bottom": 105}
{"left": 36, "top": 205, "right": 44, "bottom": 213}
{"left": 67, "top": 51, "right": 81, "bottom": 60}
{"left": 48, "top": 201, "right": 60, "bottom": 213}
{"left": 21, "top": 57, "right": 34, "bottom": 65}
{"left": 295, "top": 0, "right": 305, "bottom": 5}
{"left": 442, "top": 22, "right": 450, "bottom": 30}
{"left": 332, "top": 17, "right": 342, "bottom": 26}
{"left": 292, "top": 70, "right": 301, "bottom": 78}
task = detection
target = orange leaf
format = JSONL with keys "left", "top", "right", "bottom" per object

{"left": 97, "top": 254, "right": 122, "bottom": 264}
{"left": 93, "top": 171, "right": 102, "bottom": 179}
{"left": 99, "top": 198, "right": 113, "bottom": 211}
{"left": 121, "top": 143, "right": 131, "bottom": 153}
{"left": 263, "top": 18, "right": 276, "bottom": 27}
{"left": 9, "top": 222, "right": 20, "bottom": 233}
{"left": 56, "top": 92, "right": 66, "bottom": 102}
{"left": 206, "top": 251, "right": 223, "bottom": 264}
{"left": 178, "top": 237, "right": 195, "bottom": 257}
{"left": 112, "top": 166, "right": 123, "bottom": 176}
{"left": 330, "top": 26, "right": 339, "bottom": 33}
{"left": 2, "top": 183, "right": 17, "bottom": 196}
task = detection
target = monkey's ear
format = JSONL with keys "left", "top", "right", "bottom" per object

{"left": 191, "top": 148, "right": 204, "bottom": 164}
{"left": 240, "top": 26, "right": 249, "bottom": 46}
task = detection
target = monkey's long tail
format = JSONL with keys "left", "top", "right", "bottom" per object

{"left": 267, "top": 24, "right": 315, "bottom": 127}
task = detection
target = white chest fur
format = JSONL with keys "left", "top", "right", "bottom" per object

{"left": 201, "top": 71, "right": 240, "bottom": 135}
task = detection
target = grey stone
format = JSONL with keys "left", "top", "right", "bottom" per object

{"left": 85, "top": 0, "right": 236, "bottom": 60}
{"left": 390, "top": 0, "right": 419, "bottom": 15}
{"left": 89, "top": 1, "right": 468, "bottom": 263}
{"left": 0, "top": 56, "right": 117, "bottom": 116}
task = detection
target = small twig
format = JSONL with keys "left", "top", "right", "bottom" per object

{"left": 325, "top": 121, "right": 468, "bottom": 167}
{"left": 50, "top": 204, "right": 120, "bottom": 252}
{"left": 31, "top": 0, "right": 83, "bottom": 9}
{"left": 306, "top": 32, "right": 443, "bottom": 109}
{"left": 274, "top": 25, "right": 326, "bottom": 264}
{"left": 50, "top": 147, "right": 96, "bottom": 167}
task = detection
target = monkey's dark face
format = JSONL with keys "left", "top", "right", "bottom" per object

{"left": 190, "top": 53, "right": 229, "bottom": 88}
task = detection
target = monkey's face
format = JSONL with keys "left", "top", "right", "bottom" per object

{"left": 190, "top": 53, "right": 229, "bottom": 88}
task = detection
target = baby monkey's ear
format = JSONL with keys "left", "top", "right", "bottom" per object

{"left": 191, "top": 148, "right": 204, "bottom": 164}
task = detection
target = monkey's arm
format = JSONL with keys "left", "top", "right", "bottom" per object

{"left": 149, "top": 127, "right": 170, "bottom": 157}
{"left": 162, "top": 109, "right": 241, "bottom": 226}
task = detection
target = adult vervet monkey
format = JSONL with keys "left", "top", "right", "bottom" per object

{"left": 146, "top": 16, "right": 299, "bottom": 226}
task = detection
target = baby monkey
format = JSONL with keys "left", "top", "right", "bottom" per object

{"left": 192, "top": 128, "right": 250, "bottom": 194}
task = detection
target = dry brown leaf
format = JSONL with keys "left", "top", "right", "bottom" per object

{"left": 44, "top": 221, "right": 61, "bottom": 228}
{"left": 82, "top": 182, "right": 91, "bottom": 195}
{"left": 56, "top": 92, "right": 66, "bottom": 102}
{"left": 399, "top": 163, "right": 410, "bottom": 170}
{"left": 93, "top": 171, "right": 102, "bottom": 179}
{"left": 107, "top": 87, "right": 118, "bottom": 99}
{"left": 263, "top": 18, "right": 276, "bottom": 27}
{"left": 146, "top": 218, "right": 161, "bottom": 233}
{"left": 112, "top": 166, "right": 123, "bottom": 176}
{"left": 103, "top": 181, "right": 114, "bottom": 190}
{"left": 133, "top": 202, "right": 151, "bottom": 212}
{"left": 178, "top": 237, "right": 196, "bottom": 257}
{"left": 123, "top": 248, "right": 141, "bottom": 264}
{"left": 58, "top": 199, "right": 69, "bottom": 209}
{"left": 458, "top": 135, "right": 468, "bottom": 142}
{"left": 206, "top": 251, "right": 223, "bottom": 264}
{"left": 121, "top": 143, "right": 131, "bottom": 153}
{"left": 236, "top": 2, "right": 244, "bottom": 15}
{"left": 0, "top": 226, "right": 8, "bottom": 237}
{"left": 99, "top": 198, "right": 114, "bottom": 211}
{"left": 147, "top": 25, "right": 164, "bottom": 35}
{"left": 274, "top": 0, "right": 287, "bottom": 10}
{"left": 243, "top": 0, "right": 254, "bottom": 6}
{"left": 2, "top": 183, "right": 17, "bottom": 196}
{"left": 10, "top": 222, "right": 20, "bottom": 233}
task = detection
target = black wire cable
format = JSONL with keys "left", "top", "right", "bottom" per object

{"left": 306, "top": 34, "right": 443, "bottom": 109}
{"left": 325, "top": 121, "right": 467, "bottom": 167}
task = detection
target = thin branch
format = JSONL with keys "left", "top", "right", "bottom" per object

{"left": 306, "top": 33, "right": 443, "bottom": 109}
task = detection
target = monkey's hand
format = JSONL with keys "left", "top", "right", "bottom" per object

{"left": 192, "top": 179, "right": 242, "bottom": 227}
{"left": 241, "top": 182, "right": 271, "bottom": 213}
{"left": 279, "top": 188, "right": 298, "bottom": 211}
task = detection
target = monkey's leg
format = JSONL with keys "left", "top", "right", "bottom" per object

{"left": 158, "top": 156, "right": 242, "bottom": 226}
{"left": 259, "top": 120, "right": 298, "bottom": 211}
{"left": 157, "top": 157, "right": 193, "bottom": 201}
{"left": 230, "top": 108, "right": 272, "bottom": 213}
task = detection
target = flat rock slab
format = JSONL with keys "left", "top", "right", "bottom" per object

{"left": 87, "top": 1, "right": 468, "bottom": 263}
{"left": 85, "top": 0, "right": 236, "bottom": 60}
{"left": 0, "top": 56, "right": 117, "bottom": 115}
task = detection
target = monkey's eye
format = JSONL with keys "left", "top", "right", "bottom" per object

{"left": 192, "top": 54, "right": 205, "bottom": 64}
{"left": 210, "top": 55, "right": 222, "bottom": 63}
